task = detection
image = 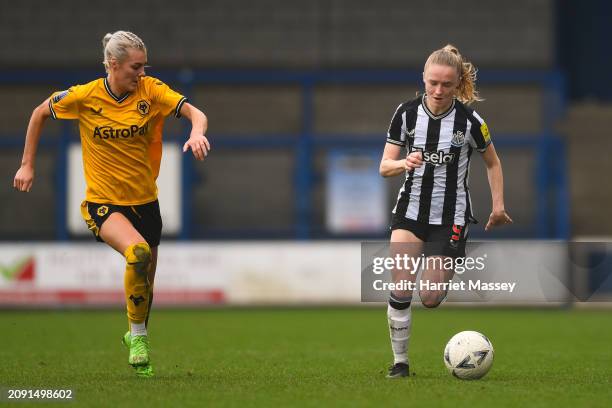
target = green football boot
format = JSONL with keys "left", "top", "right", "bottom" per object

{"left": 128, "top": 335, "right": 150, "bottom": 366}
{"left": 134, "top": 364, "right": 155, "bottom": 378}
{"left": 122, "top": 331, "right": 154, "bottom": 377}
{"left": 122, "top": 331, "right": 131, "bottom": 349}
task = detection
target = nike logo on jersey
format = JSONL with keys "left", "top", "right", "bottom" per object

{"left": 90, "top": 107, "right": 103, "bottom": 115}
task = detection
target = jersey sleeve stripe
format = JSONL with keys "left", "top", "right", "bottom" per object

{"left": 386, "top": 138, "right": 405, "bottom": 146}
{"left": 471, "top": 110, "right": 485, "bottom": 125}
{"left": 174, "top": 97, "right": 188, "bottom": 118}
{"left": 387, "top": 103, "right": 405, "bottom": 143}
{"left": 467, "top": 113, "right": 491, "bottom": 152}
{"left": 48, "top": 99, "right": 57, "bottom": 120}
{"left": 476, "top": 142, "right": 490, "bottom": 153}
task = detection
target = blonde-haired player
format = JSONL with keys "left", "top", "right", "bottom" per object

{"left": 13, "top": 31, "right": 210, "bottom": 378}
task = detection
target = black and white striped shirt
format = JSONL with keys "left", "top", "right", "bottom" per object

{"left": 387, "top": 95, "right": 491, "bottom": 226}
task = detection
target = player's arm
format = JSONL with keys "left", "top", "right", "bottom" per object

{"left": 381, "top": 103, "right": 422, "bottom": 177}
{"left": 13, "top": 99, "right": 53, "bottom": 192}
{"left": 481, "top": 143, "right": 513, "bottom": 230}
{"left": 380, "top": 143, "right": 422, "bottom": 177}
{"left": 180, "top": 102, "right": 210, "bottom": 161}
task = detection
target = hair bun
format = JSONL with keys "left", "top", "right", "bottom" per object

{"left": 102, "top": 33, "right": 113, "bottom": 49}
{"left": 443, "top": 44, "right": 459, "bottom": 55}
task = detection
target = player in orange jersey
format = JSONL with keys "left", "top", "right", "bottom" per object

{"left": 13, "top": 31, "right": 210, "bottom": 378}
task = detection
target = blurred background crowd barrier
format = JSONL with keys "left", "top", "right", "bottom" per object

{"left": 1, "top": 0, "right": 611, "bottom": 306}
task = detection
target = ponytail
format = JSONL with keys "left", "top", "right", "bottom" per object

{"left": 424, "top": 44, "right": 483, "bottom": 105}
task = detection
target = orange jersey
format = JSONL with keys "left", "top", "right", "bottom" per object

{"left": 49, "top": 76, "right": 186, "bottom": 205}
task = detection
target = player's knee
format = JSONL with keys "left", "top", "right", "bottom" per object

{"left": 391, "top": 290, "right": 412, "bottom": 301}
{"left": 420, "top": 290, "right": 445, "bottom": 308}
{"left": 124, "top": 242, "right": 152, "bottom": 276}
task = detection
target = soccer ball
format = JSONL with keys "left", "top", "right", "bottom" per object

{"left": 444, "top": 331, "right": 494, "bottom": 380}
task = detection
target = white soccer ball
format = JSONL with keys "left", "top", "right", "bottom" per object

{"left": 444, "top": 331, "right": 494, "bottom": 380}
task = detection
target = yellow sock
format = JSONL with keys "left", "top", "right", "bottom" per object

{"left": 145, "top": 283, "right": 155, "bottom": 328}
{"left": 124, "top": 242, "right": 152, "bottom": 324}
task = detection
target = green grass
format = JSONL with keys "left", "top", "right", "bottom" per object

{"left": 0, "top": 308, "right": 611, "bottom": 407}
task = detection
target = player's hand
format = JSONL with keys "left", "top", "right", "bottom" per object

{"left": 183, "top": 132, "right": 210, "bottom": 161}
{"left": 485, "top": 209, "right": 513, "bottom": 231}
{"left": 404, "top": 151, "right": 423, "bottom": 171}
{"left": 13, "top": 165, "right": 35, "bottom": 192}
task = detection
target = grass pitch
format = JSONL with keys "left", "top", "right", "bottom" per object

{"left": 0, "top": 308, "right": 611, "bottom": 407}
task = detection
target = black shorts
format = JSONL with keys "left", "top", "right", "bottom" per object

{"left": 390, "top": 215, "right": 468, "bottom": 258}
{"left": 80, "top": 200, "right": 163, "bottom": 247}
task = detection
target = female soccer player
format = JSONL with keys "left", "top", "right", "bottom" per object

{"left": 379, "top": 44, "right": 512, "bottom": 378}
{"left": 13, "top": 31, "right": 210, "bottom": 378}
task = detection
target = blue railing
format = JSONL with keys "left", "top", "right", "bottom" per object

{"left": 0, "top": 69, "right": 568, "bottom": 240}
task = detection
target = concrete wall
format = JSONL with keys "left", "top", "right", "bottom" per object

{"left": 0, "top": 0, "right": 553, "bottom": 68}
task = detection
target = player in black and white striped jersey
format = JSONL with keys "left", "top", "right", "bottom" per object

{"left": 379, "top": 44, "right": 512, "bottom": 378}
{"left": 388, "top": 96, "right": 489, "bottom": 226}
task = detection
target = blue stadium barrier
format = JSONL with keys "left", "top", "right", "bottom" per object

{"left": 0, "top": 69, "right": 568, "bottom": 240}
